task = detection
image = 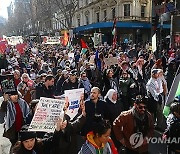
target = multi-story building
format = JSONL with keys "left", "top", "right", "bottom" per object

{"left": 71, "top": 0, "right": 171, "bottom": 44}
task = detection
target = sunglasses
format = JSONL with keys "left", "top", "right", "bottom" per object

{"left": 138, "top": 105, "right": 146, "bottom": 110}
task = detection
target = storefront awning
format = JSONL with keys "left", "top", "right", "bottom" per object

{"left": 73, "top": 21, "right": 170, "bottom": 33}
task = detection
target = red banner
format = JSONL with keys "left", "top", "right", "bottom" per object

{"left": 16, "top": 43, "right": 27, "bottom": 55}
{"left": 0, "top": 41, "right": 8, "bottom": 54}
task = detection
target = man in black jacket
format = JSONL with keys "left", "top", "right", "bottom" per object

{"left": 35, "top": 75, "right": 55, "bottom": 99}
{"left": 61, "top": 70, "right": 81, "bottom": 94}
{"left": 81, "top": 87, "right": 109, "bottom": 136}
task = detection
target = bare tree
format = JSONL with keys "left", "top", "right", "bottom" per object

{"left": 34, "top": 0, "right": 79, "bottom": 30}
{"left": 52, "top": 0, "right": 79, "bottom": 29}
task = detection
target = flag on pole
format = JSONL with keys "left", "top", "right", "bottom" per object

{"left": 63, "top": 31, "right": 69, "bottom": 46}
{"left": 112, "top": 18, "right": 117, "bottom": 49}
{"left": 80, "top": 39, "right": 88, "bottom": 54}
{"left": 163, "top": 65, "right": 180, "bottom": 118}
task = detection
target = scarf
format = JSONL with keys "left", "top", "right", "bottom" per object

{"left": 132, "top": 107, "right": 149, "bottom": 137}
{"left": 79, "top": 79, "right": 92, "bottom": 94}
{"left": 104, "top": 89, "right": 116, "bottom": 104}
{"left": 5, "top": 98, "right": 30, "bottom": 131}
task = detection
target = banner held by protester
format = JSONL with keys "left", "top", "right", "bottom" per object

{"left": 0, "top": 74, "right": 16, "bottom": 94}
{"left": 29, "top": 97, "right": 65, "bottom": 132}
{"left": 65, "top": 88, "right": 84, "bottom": 120}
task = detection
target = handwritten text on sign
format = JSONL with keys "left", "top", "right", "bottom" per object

{"left": 29, "top": 97, "right": 65, "bottom": 132}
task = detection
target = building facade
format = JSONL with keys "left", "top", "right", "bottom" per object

{"left": 71, "top": 0, "right": 152, "bottom": 44}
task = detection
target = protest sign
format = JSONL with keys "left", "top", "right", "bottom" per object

{"left": 104, "top": 57, "right": 118, "bottom": 67}
{"left": 65, "top": 88, "right": 84, "bottom": 120}
{"left": 29, "top": 97, "right": 65, "bottom": 132}
{"left": 42, "top": 36, "right": 61, "bottom": 44}
{"left": 0, "top": 74, "right": 17, "bottom": 94}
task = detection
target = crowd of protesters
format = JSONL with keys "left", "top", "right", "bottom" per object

{"left": 0, "top": 39, "right": 180, "bottom": 154}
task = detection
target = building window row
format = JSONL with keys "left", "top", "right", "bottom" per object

{"left": 76, "top": 3, "right": 147, "bottom": 27}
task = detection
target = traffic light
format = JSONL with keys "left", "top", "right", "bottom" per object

{"left": 152, "top": 15, "right": 159, "bottom": 27}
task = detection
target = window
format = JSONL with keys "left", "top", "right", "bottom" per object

{"left": 141, "top": 5, "right": 145, "bottom": 17}
{"left": 96, "top": 12, "right": 100, "bottom": 22}
{"left": 77, "top": 18, "right": 80, "bottom": 26}
{"left": 85, "top": 15, "right": 89, "bottom": 25}
{"left": 104, "top": 10, "right": 107, "bottom": 21}
{"left": 124, "top": 4, "right": 130, "bottom": 17}
{"left": 112, "top": 8, "right": 116, "bottom": 19}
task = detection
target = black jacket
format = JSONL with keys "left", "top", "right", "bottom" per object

{"left": 81, "top": 99, "right": 110, "bottom": 136}
{"left": 105, "top": 97, "right": 123, "bottom": 125}
{"left": 35, "top": 82, "right": 55, "bottom": 99}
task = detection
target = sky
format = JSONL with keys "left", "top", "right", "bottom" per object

{"left": 0, "top": 0, "right": 13, "bottom": 18}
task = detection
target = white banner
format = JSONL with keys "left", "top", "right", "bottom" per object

{"left": 65, "top": 88, "right": 84, "bottom": 120}
{"left": 6, "top": 36, "right": 23, "bottom": 46}
{"left": 42, "top": 36, "right": 62, "bottom": 44}
{"left": 29, "top": 97, "right": 65, "bottom": 132}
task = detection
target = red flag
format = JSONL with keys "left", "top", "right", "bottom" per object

{"left": 63, "top": 31, "right": 69, "bottom": 46}
{"left": 80, "top": 39, "right": 88, "bottom": 48}
{"left": 112, "top": 18, "right": 117, "bottom": 49}
{"left": 16, "top": 43, "right": 27, "bottom": 55}
{"left": 0, "top": 41, "right": 8, "bottom": 54}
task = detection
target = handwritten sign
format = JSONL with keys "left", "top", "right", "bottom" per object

{"left": 0, "top": 74, "right": 17, "bottom": 94}
{"left": 29, "top": 97, "right": 65, "bottom": 132}
{"left": 65, "top": 88, "right": 84, "bottom": 120}
{"left": 104, "top": 57, "right": 118, "bottom": 67}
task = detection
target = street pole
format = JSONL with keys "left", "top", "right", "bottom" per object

{"left": 159, "top": 15, "right": 163, "bottom": 54}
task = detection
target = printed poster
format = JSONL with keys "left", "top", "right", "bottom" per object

{"left": 65, "top": 88, "right": 84, "bottom": 120}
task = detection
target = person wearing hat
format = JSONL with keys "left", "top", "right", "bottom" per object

{"left": 12, "top": 125, "right": 40, "bottom": 154}
{"left": 113, "top": 95, "right": 154, "bottom": 154}
{"left": 146, "top": 69, "right": 164, "bottom": 130}
{"left": 17, "top": 73, "right": 35, "bottom": 105}
{"left": 61, "top": 70, "right": 82, "bottom": 94}
{"left": 0, "top": 91, "right": 30, "bottom": 145}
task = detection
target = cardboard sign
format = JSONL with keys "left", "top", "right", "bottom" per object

{"left": 65, "top": 88, "right": 84, "bottom": 120}
{"left": 0, "top": 74, "right": 17, "bottom": 94}
{"left": 104, "top": 57, "right": 118, "bottom": 67}
{"left": 29, "top": 97, "right": 65, "bottom": 132}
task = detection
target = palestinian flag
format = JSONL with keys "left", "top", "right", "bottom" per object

{"left": 80, "top": 39, "right": 88, "bottom": 54}
{"left": 163, "top": 65, "right": 180, "bottom": 118}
